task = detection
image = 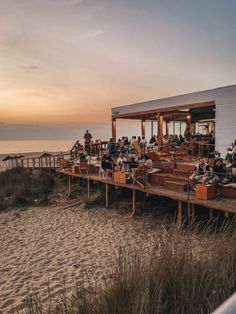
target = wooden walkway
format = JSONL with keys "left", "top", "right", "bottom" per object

{"left": 1, "top": 155, "right": 68, "bottom": 171}
{"left": 59, "top": 169, "right": 236, "bottom": 224}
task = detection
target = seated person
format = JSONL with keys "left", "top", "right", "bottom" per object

{"left": 115, "top": 153, "right": 127, "bottom": 171}
{"left": 189, "top": 158, "right": 210, "bottom": 189}
{"left": 143, "top": 154, "right": 159, "bottom": 174}
{"left": 149, "top": 135, "right": 156, "bottom": 144}
{"left": 124, "top": 137, "right": 129, "bottom": 146}
{"left": 130, "top": 136, "right": 139, "bottom": 148}
{"left": 226, "top": 147, "right": 233, "bottom": 163}
{"left": 107, "top": 138, "right": 117, "bottom": 156}
{"left": 212, "top": 159, "right": 229, "bottom": 184}
{"left": 172, "top": 134, "right": 181, "bottom": 147}
{"left": 163, "top": 135, "right": 169, "bottom": 145}
{"left": 179, "top": 134, "right": 185, "bottom": 144}
{"left": 127, "top": 156, "right": 139, "bottom": 169}
{"left": 101, "top": 152, "right": 113, "bottom": 174}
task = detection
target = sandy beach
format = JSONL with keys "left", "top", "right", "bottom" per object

{"left": 0, "top": 193, "right": 161, "bottom": 313}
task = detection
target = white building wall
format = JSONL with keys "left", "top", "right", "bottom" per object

{"left": 215, "top": 104, "right": 236, "bottom": 156}
{"left": 215, "top": 86, "right": 236, "bottom": 156}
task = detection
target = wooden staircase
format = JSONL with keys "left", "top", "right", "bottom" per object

{"left": 150, "top": 162, "right": 194, "bottom": 192}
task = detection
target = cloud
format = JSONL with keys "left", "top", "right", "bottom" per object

{"left": 19, "top": 65, "right": 40, "bottom": 70}
{"left": 46, "top": 0, "right": 84, "bottom": 7}
{"left": 87, "top": 29, "right": 105, "bottom": 38}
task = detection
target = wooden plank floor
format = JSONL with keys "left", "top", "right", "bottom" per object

{"left": 59, "top": 170, "right": 236, "bottom": 215}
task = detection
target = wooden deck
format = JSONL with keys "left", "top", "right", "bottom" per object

{"left": 59, "top": 170, "right": 236, "bottom": 222}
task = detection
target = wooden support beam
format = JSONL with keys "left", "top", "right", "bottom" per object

{"left": 68, "top": 175, "right": 71, "bottom": 198}
{"left": 151, "top": 121, "right": 154, "bottom": 137}
{"left": 87, "top": 179, "right": 90, "bottom": 200}
{"left": 131, "top": 189, "right": 136, "bottom": 216}
{"left": 192, "top": 203, "right": 195, "bottom": 219}
{"left": 225, "top": 211, "right": 229, "bottom": 218}
{"left": 187, "top": 202, "right": 191, "bottom": 218}
{"left": 141, "top": 119, "right": 145, "bottom": 138}
{"left": 157, "top": 113, "right": 163, "bottom": 149}
{"left": 209, "top": 208, "right": 214, "bottom": 220}
{"left": 178, "top": 200, "right": 183, "bottom": 227}
{"left": 105, "top": 182, "right": 109, "bottom": 208}
{"left": 112, "top": 118, "right": 116, "bottom": 143}
{"left": 166, "top": 121, "right": 169, "bottom": 136}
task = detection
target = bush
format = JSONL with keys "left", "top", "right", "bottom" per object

{"left": 0, "top": 168, "right": 55, "bottom": 210}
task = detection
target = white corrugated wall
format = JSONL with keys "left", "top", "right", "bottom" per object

{"left": 215, "top": 87, "right": 236, "bottom": 157}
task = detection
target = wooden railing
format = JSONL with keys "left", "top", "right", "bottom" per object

{"left": 1, "top": 153, "right": 72, "bottom": 171}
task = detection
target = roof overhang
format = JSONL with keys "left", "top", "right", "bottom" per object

{"left": 112, "top": 101, "right": 215, "bottom": 122}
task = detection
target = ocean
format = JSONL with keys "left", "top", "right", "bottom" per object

{"left": 0, "top": 139, "right": 76, "bottom": 155}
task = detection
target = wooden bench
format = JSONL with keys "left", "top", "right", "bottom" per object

{"left": 164, "top": 180, "right": 188, "bottom": 192}
{"left": 219, "top": 185, "right": 236, "bottom": 199}
{"left": 172, "top": 169, "right": 191, "bottom": 178}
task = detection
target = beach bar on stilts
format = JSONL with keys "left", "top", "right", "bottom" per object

{"left": 5, "top": 85, "right": 236, "bottom": 222}
{"left": 58, "top": 85, "right": 236, "bottom": 222}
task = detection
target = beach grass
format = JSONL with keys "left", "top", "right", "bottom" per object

{"left": 0, "top": 168, "right": 55, "bottom": 210}
{"left": 20, "top": 219, "right": 236, "bottom": 314}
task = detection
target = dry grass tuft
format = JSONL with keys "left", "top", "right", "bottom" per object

{"left": 0, "top": 168, "right": 55, "bottom": 210}
{"left": 15, "top": 219, "right": 236, "bottom": 314}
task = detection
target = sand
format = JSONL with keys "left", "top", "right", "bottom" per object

{"left": 0, "top": 198, "right": 161, "bottom": 313}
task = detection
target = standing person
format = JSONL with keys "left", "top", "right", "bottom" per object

{"left": 140, "top": 136, "right": 147, "bottom": 151}
{"left": 184, "top": 125, "right": 191, "bottom": 141}
{"left": 84, "top": 130, "right": 92, "bottom": 154}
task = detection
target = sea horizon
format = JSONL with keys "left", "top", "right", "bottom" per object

{"left": 0, "top": 139, "right": 77, "bottom": 156}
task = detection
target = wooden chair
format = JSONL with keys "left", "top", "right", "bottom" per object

{"left": 78, "top": 160, "right": 88, "bottom": 174}
{"left": 132, "top": 165, "right": 151, "bottom": 188}
{"left": 57, "top": 157, "right": 70, "bottom": 169}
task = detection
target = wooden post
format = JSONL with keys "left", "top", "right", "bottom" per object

{"left": 209, "top": 208, "right": 214, "bottom": 220}
{"left": 131, "top": 189, "right": 136, "bottom": 216}
{"left": 112, "top": 118, "right": 116, "bottom": 143}
{"left": 187, "top": 202, "right": 191, "bottom": 218}
{"left": 105, "top": 182, "right": 109, "bottom": 208}
{"left": 68, "top": 175, "right": 71, "bottom": 198}
{"left": 225, "top": 211, "right": 229, "bottom": 218}
{"left": 141, "top": 119, "right": 145, "bottom": 138}
{"left": 192, "top": 203, "right": 195, "bottom": 219}
{"left": 157, "top": 113, "right": 163, "bottom": 150}
{"left": 178, "top": 200, "right": 183, "bottom": 227}
{"left": 87, "top": 179, "right": 90, "bottom": 200}
{"left": 166, "top": 120, "right": 169, "bottom": 136}
{"left": 151, "top": 121, "right": 154, "bottom": 138}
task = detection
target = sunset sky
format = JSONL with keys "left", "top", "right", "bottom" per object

{"left": 0, "top": 0, "right": 236, "bottom": 140}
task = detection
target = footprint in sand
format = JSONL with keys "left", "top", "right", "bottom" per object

{"left": 0, "top": 298, "right": 16, "bottom": 310}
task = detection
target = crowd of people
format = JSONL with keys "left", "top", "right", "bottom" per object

{"left": 71, "top": 130, "right": 235, "bottom": 189}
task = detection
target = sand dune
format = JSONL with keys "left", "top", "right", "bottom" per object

{"left": 0, "top": 200, "right": 160, "bottom": 313}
